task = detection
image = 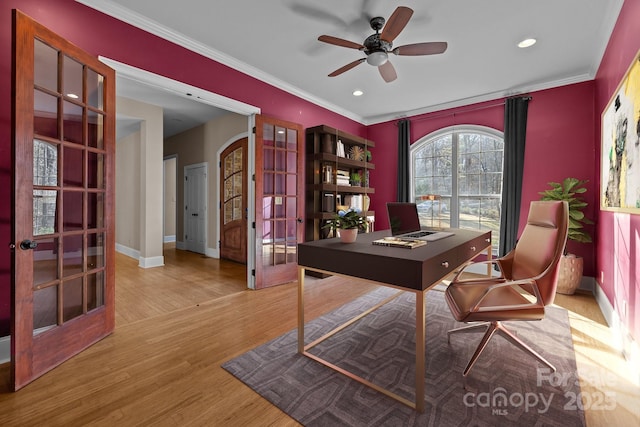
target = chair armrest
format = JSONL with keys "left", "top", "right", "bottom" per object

{"left": 450, "top": 259, "right": 505, "bottom": 284}
{"left": 469, "top": 278, "right": 544, "bottom": 313}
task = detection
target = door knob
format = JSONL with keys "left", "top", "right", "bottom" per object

{"left": 20, "top": 240, "right": 38, "bottom": 250}
{"left": 296, "top": 218, "right": 303, "bottom": 223}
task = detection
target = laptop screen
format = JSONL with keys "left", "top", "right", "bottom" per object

{"left": 386, "top": 202, "right": 422, "bottom": 236}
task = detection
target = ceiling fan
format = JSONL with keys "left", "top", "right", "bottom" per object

{"left": 318, "top": 6, "right": 447, "bottom": 83}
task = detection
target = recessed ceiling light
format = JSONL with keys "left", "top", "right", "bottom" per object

{"left": 67, "top": 93, "right": 79, "bottom": 99}
{"left": 353, "top": 89, "right": 364, "bottom": 97}
{"left": 518, "top": 38, "right": 537, "bottom": 48}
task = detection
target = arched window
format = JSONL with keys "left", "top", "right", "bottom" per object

{"left": 410, "top": 125, "right": 504, "bottom": 252}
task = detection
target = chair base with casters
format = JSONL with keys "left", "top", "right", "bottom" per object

{"left": 447, "top": 320, "right": 556, "bottom": 377}
{"left": 443, "top": 200, "right": 569, "bottom": 379}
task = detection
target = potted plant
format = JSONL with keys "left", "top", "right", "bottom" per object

{"left": 323, "top": 208, "right": 366, "bottom": 243}
{"left": 539, "top": 177, "right": 593, "bottom": 294}
{"left": 350, "top": 172, "right": 361, "bottom": 186}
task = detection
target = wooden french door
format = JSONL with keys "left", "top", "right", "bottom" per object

{"left": 220, "top": 138, "right": 248, "bottom": 263}
{"left": 254, "top": 116, "right": 304, "bottom": 289}
{"left": 12, "top": 10, "right": 115, "bottom": 390}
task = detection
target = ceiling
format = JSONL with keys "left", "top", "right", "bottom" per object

{"left": 80, "top": 0, "right": 624, "bottom": 133}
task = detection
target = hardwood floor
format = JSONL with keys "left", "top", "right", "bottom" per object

{"left": 0, "top": 245, "right": 638, "bottom": 426}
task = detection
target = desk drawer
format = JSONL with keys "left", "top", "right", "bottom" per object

{"left": 458, "top": 232, "right": 492, "bottom": 264}
{"left": 422, "top": 252, "right": 459, "bottom": 283}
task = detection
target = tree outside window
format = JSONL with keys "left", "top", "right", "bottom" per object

{"left": 410, "top": 125, "right": 503, "bottom": 252}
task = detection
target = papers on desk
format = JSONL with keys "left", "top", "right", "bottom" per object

{"left": 372, "top": 237, "right": 427, "bottom": 249}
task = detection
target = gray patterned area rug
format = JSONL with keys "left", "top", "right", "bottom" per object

{"left": 222, "top": 286, "right": 585, "bottom": 427}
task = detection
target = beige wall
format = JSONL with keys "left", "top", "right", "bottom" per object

{"left": 164, "top": 157, "right": 177, "bottom": 239}
{"left": 164, "top": 112, "right": 247, "bottom": 255}
{"left": 116, "top": 129, "right": 141, "bottom": 250}
{"left": 116, "top": 97, "right": 165, "bottom": 267}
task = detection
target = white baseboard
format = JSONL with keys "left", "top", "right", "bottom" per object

{"left": 206, "top": 247, "right": 219, "bottom": 258}
{"left": 139, "top": 256, "right": 164, "bottom": 269}
{"left": 176, "top": 240, "right": 186, "bottom": 250}
{"left": 578, "top": 275, "right": 596, "bottom": 293}
{"left": 163, "top": 235, "right": 176, "bottom": 243}
{"left": 117, "top": 243, "right": 165, "bottom": 268}
{"left": 0, "top": 335, "right": 9, "bottom": 364}
{"left": 115, "top": 243, "right": 140, "bottom": 260}
{"left": 594, "top": 281, "right": 640, "bottom": 386}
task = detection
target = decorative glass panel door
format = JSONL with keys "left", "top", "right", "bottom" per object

{"left": 220, "top": 138, "right": 247, "bottom": 263}
{"left": 254, "top": 116, "right": 304, "bottom": 289}
{"left": 12, "top": 11, "right": 115, "bottom": 390}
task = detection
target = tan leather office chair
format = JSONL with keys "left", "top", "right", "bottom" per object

{"left": 445, "top": 200, "right": 569, "bottom": 377}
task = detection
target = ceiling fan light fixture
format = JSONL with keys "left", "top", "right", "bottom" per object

{"left": 518, "top": 38, "right": 537, "bottom": 48}
{"left": 366, "top": 50, "right": 388, "bottom": 66}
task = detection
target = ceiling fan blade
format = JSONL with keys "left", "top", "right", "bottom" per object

{"left": 380, "top": 6, "right": 413, "bottom": 43}
{"left": 318, "top": 35, "right": 365, "bottom": 50}
{"left": 392, "top": 42, "right": 448, "bottom": 56}
{"left": 378, "top": 60, "right": 397, "bottom": 83}
{"left": 329, "top": 58, "right": 366, "bottom": 77}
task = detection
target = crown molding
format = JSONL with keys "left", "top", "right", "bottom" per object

{"left": 363, "top": 72, "right": 594, "bottom": 125}
{"left": 76, "top": 0, "right": 365, "bottom": 124}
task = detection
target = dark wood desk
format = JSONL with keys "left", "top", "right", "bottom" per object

{"left": 297, "top": 229, "right": 491, "bottom": 412}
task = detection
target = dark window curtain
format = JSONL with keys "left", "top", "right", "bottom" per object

{"left": 499, "top": 96, "right": 530, "bottom": 256}
{"left": 397, "top": 119, "right": 410, "bottom": 202}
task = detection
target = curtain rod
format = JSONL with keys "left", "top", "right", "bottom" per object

{"left": 397, "top": 95, "right": 532, "bottom": 124}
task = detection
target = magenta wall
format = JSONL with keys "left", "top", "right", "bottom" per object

{"left": 0, "top": 0, "right": 367, "bottom": 336}
{"left": 594, "top": 0, "right": 640, "bottom": 340}
{"left": 368, "top": 81, "right": 597, "bottom": 278}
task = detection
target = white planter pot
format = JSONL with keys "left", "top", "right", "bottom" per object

{"left": 338, "top": 228, "right": 358, "bottom": 243}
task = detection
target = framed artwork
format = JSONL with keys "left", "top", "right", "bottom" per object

{"left": 601, "top": 49, "right": 640, "bottom": 213}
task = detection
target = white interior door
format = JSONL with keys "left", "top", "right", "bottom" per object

{"left": 184, "top": 163, "right": 207, "bottom": 254}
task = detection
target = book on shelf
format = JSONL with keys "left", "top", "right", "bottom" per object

{"left": 344, "top": 194, "right": 363, "bottom": 210}
{"left": 336, "top": 140, "right": 346, "bottom": 157}
{"left": 372, "top": 237, "right": 426, "bottom": 249}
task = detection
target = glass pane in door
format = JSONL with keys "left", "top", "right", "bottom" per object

{"left": 62, "top": 234, "right": 83, "bottom": 277}
{"left": 33, "top": 190, "right": 57, "bottom": 236}
{"left": 34, "top": 39, "right": 58, "bottom": 91}
{"left": 87, "top": 271, "right": 104, "bottom": 311}
{"left": 34, "top": 89, "right": 59, "bottom": 139}
{"left": 33, "top": 237, "right": 58, "bottom": 286}
{"left": 63, "top": 55, "right": 83, "bottom": 101}
{"left": 63, "top": 100, "right": 83, "bottom": 144}
{"left": 87, "top": 232, "right": 104, "bottom": 270}
{"left": 62, "top": 277, "right": 83, "bottom": 322}
{"left": 33, "top": 285, "right": 57, "bottom": 331}
{"left": 63, "top": 146, "right": 84, "bottom": 187}
{"left": 86, "top": 68, "right": 104, "bottom": 110}
{"left": 33, "top": 140, "right": 58, "bottom": 186}
{"left": 87, "top": 110, "right": 104, "bottom": 149}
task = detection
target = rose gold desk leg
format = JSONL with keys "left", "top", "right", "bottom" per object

{"left": 415, "top": 290, "right": 426, "bottom": 412}
{"left": 486, "top": 244, "right": 492, "bottom": 276}
{"left": 298, "top": 266, "right": 305, "bottom": 353}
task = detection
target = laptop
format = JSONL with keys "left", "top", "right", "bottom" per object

{"left": 386, "top": 202, "right": 454, "bottom": 241}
